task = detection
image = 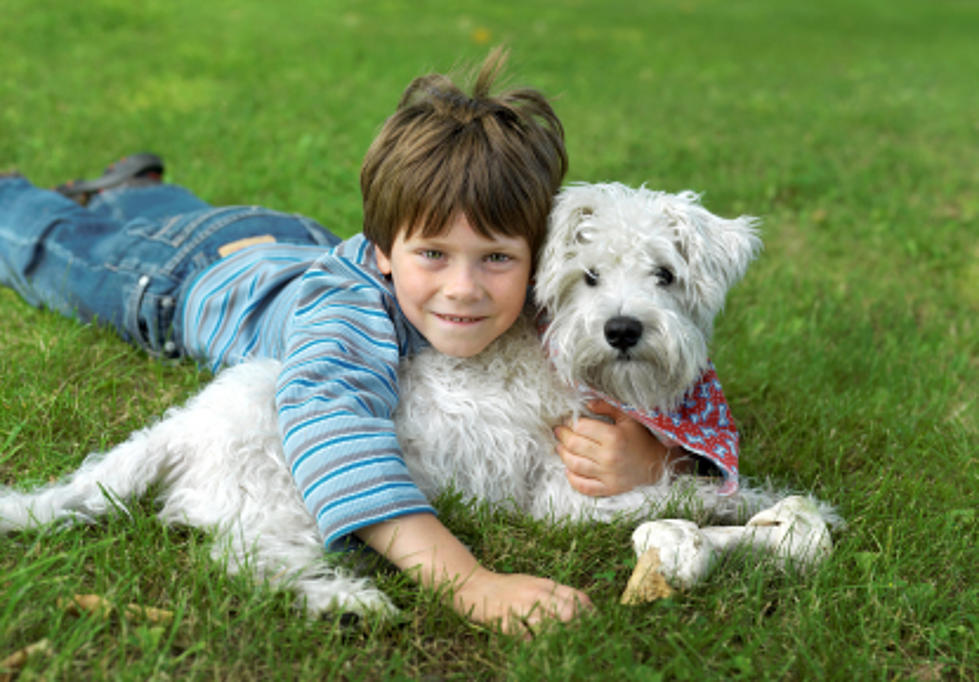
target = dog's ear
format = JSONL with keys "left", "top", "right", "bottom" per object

{"left": 536, "top": 184, "right": 600, "bottom": 309}
{"left": 572, "top": 207, "right": 594, "bottom": 244}
{"left": 669, "top": 192, "right": 762, "bottom": 323}
{"left": 548, "top": 185, "right": 598, "bottom": 252}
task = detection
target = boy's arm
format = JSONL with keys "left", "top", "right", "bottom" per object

{"left": 356, "top": 512, "right": 592, "bottom": 634}
{"left": 275, "top": 252, "right": 439, "bottom": 550}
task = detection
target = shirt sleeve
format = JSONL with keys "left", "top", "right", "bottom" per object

{"left": 275, "top": 257, "right": 435, "bottom": 551}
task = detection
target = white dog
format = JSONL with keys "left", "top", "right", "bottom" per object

{"left": 397, "top": 183, "right": 767, "bottom": 521}
{"left": 1, "top": 183, "right": 824, "bottom": 617}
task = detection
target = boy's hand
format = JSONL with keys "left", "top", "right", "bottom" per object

{"left": 454, "top": 567, "right": 592, "bottom": 637}
{"left": 356, "top": 513, "right": 591, "bottom": 637}
{"left": 554, "top": 399, "right": 678, "bottom": 497}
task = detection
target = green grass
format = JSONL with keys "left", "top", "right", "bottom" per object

{"left": 1, "top": 0, "right": 976, "bottom": 678}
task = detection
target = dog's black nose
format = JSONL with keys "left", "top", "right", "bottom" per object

{"left": 604, "top": 316, "right": 643, "bottom": 351}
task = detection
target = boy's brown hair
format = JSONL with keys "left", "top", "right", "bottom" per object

{"left": 361, "top": 47, "right": 567, "bottom": 265}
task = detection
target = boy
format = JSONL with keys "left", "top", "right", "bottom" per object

{"left": 0, "top": 50, "right": 675, "bottom": 633}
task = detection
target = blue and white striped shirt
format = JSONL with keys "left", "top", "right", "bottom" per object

{"left": 180, "top": 235, "right": 434, "bottom": 550}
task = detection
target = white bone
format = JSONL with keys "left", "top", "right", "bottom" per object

{"left": 720, "top": 494, "right": 832, "bottom": 567}
{"left": 630, "top": 519, "right": 714, "bottom": 588}
{"left": 630, "top": 496, "right": 833, "bottom": 590}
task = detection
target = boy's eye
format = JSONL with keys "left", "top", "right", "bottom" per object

{"left": 485, "top": 253, "right": 512, "bottom": 263}
{"left": 418, "top": 249, "right": 444, "bottom": 260}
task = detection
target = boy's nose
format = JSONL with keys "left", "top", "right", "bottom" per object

{"left": 443, "top": 263, "right": 481, "bottom": 300}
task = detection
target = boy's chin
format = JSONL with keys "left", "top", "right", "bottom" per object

{"left": 429, "top": 340, "right": 489, "bottom": 358}
{"left": 424, "top": 331, "right": 499, "bottom": 359}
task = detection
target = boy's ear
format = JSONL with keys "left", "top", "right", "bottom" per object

{"left": 375, "top": 245, "right": 393, "bottom": 275}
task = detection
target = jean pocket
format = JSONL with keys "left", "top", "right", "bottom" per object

{"left": 127, "top": 271, "right": 182, "bottom": 358}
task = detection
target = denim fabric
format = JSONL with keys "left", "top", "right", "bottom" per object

{"left": 0, "top": 177, "right": 339, "bottom": 357}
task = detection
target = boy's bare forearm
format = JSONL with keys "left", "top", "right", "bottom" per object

{"left": 355, "top": 513, "right": 592, "bottom": 633}
{"left": 355, "top": 512, "right": 482, "bottom": 589}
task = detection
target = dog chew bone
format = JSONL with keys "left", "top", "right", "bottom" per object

{"left": 699, "top": 495, "right": 833, "bottom": 567}
{"left": 620, "top": 547, "right": 674, "bottom": 604}
{"left": 629, "top": 496, "right": 832, "bottom": 593}
{"left": 629, "top": 519, "right": 715, "bottom": 589}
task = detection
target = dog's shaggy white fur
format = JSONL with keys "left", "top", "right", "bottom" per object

{"left": 1, "top": 183, "right": 793, "bottom": 618}
{"left": 397, "top": 183, "right": 767, "bottom": 522}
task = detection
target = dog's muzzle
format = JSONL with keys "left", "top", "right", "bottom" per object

{"left": 604, "top": 316, "right": 643, "bottom": 352}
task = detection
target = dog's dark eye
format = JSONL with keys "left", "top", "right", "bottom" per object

{"left": 655, "top": 266, "right": 675, "bottom": 286}
{"left": 583, "top": 268, "right": 599, "bottom": 286}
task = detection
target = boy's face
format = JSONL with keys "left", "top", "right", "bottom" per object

{"left": 375, "top": 212, "right": 532, "bottom": 358}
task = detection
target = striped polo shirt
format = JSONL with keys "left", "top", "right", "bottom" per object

{"left": 180, "top": 235, "right": 434, "bottom": 550}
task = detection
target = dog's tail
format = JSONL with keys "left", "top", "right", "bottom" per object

{"left": 0, "top": 422, "right": 175, "bottom": 532}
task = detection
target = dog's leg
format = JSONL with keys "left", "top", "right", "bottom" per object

{"left": 0, "top": 360, "right": 281, "bottom": 533}
{"left": 142, "top": 411, "right": 399, "bottom": 618}
{"left": 0, "top": 422, "right": 179, "bottom": 532}
{"left": 0, "top": 360, "right": 270, "bottom": 534}
{"left": 228, "top": 527, "right": 397, "bottom": 617}
{"left": 208, "top": 480, "right": 398, "bottom": 617}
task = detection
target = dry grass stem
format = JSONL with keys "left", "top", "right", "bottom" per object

{"left": 0, "top": 639, "right": 53, "bottom": 678}
{"left": 59, "top": 593, "right": 174, "bottom": 624}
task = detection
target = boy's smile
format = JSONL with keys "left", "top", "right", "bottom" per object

{"left": 375, "top": 213, "right": 532, "bottom": 358}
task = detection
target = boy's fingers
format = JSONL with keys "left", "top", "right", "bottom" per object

{"left": 554, "top": 426, "right": 587, "bottom": 461}
{"left": 564, "top": 465, "right": 611, "bottom": 497}
{"left": 496, "top": 581, "right": 594, "bottom": 637}
{"left": 556, "top": 441, "right": 599, "bottom": 475}
{"left": 558, "top": 585, "right": 593, "bottom": 613}
{"left": 522, "top": 585, "right": 593, "bottom": 622}
{"left": 585, "top": 399, "right": 626, "bottom": 422}
{"left": 560, "top": 407, "right": 622, "bottom": 442}
{"left": 556, "top": 442, "right": 598, "bottom": 477}
{"left": 554, "top": 423, "right": 602, "bottom": 458}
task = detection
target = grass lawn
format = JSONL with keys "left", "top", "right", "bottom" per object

{"left": 1, "top": 0, "right": 976, "bottom": 679}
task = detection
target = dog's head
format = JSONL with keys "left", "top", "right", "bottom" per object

{"left": 535, "top": 182, "right": 761, "bottom": 411}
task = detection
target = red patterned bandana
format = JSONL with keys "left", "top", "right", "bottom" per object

{"left": 578, "top": 362, "right": 740, "bottom": 495}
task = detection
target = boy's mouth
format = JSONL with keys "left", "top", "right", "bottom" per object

{"left": 434, "top": 313, "right": 486, "bottom": 324}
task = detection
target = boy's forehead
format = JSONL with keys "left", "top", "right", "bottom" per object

{"left": 400, "top": 213, "right": 530, "bottom": 248}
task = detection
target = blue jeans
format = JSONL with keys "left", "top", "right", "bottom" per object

{"left": 0, "top": 177, "right": 339, "bottom": 357}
